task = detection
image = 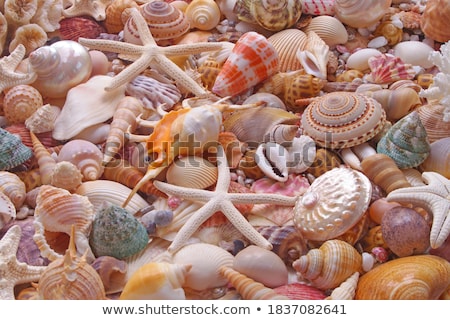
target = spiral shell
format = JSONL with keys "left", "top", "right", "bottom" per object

{"left": 355, "top": 255, "right": 450, "bottom": 299}
{"left": 25, "top": 104, "right": 61, "bottom": 134}
{"left": 165, "top": 156, "right": 218, "bottom": 190}
{"left": 8, "top": 23, "right": 48, "bottom": 55}
{"left": 334, "top": 0, "right": 392, "bottom": 28}
{"left": 50, "top": 161, "right": 83, "bottom": 192}
{"left": 185, "top": 0, "right": 221, "bottom": 31}
{"left": 3, "top": 84, "right": 43, "bottom": 125}
{"left": 292, "top": 239, "right": 363, "bottom": 290}
{"left": 268, "top": 28, "right": 307, "bottom": 72}
{"left": 0, "top": 171, "right": 26, "bottom": 210}
{"left": 420, "top": 137, "right": 450, "bottom": 179}
{"left": 303, "top": 15, "right": 348, "bottom": 48}
{"left": 0, "top": 128, "right": 33, "bottom": 171}
{"left": 29, "top": 131, "right": 56, "bottom": 185}
{"left": 300, "top": 91, "right": 386, "bottom": 149}
{"left": 420, "top": 0, "right": 450, "bottom": 43}
{"left": 104, "top": 0, "right": 139, "bottom": 33}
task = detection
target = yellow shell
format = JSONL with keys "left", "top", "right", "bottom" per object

{"left": 3, "top": 84, "right": 43, "bottom": 125}
{"left": 292, "top": 239, "right": 363, "bottom": 290}
{"left": 165, "top": 156, "right": 218, "bottom": 190}
{"left": 185, "top": 0, "right": 221, "bottom": 31}
{"left": 303, "top": 15, "right": 348, "bottom": 48}
{"left": 355, "top": 255, "right": 450, "bottom": 299}
{"left": 104, "top": 0, "right": 139, "bottom": 33}
{"left": 0, "top": 171, "right": 26, "bottom": 210}
{"left": 268, "top": 28, "right": 307, "bottom": 72}
{"left": 373, "top": 20, "right": 403, "bottom": 46}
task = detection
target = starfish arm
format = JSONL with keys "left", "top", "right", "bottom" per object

{"left": 153, "top": 180, "right": 213, "bottom": 202}
{"left": 0, "top": 281, "right": 16, "bottom": 300}
{"left": 167, "top": 200, "right": 221, "bottom": 253}
{"left": 219, "top": 201, "right": 272, "bottom": 250}
{"left": 229, "top": 193, "right": 299, "bottom": 206}
{"left": 10, "top": 259, "right": 47, "bottom": 285}
{"left": 105, "top": 53, "right": 154, "bottom": 90}
{"left": 163, "top": 42, "right": 225, "bottom": 57}
{"left": 78, "top": 38, "right": 144, "bottom": 56}
{"left": 0, "top": 225, "right": 21, "bottom": 255}
{"left": 2, "top": 44, "right": 26, "bottom": 66}
{"left": 63, "top": 0, "right": 111, "bottom": 20}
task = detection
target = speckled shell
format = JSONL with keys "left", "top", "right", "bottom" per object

{"left": 377, "top": 111, "right": 431, "bottom": 169}
{"left": 300, "top": 92, "right": 386, "bottom": 149}
{"left": 104, "top": 0, "right": 139, "bottom": 33}
{"left": 420, "top": 0, "right": 450, "bottom": 43}
{"left": 8, "top": 23, "right": 48, "bottom": 55}
{"left": 305, "top": 147, "right": 342, "bottom": 178}
{"left": 294, "top": 167, "right": 372, "bottom": 241}
{"left": 420, "top": 137, "right": 450, "bottom": 179}
{"left": 0, "top": 128, "right": 33, "bottom": 171}
{"left": 59, "top": 16, "right": 106, "bottom": 42}
{"left": 0, "top": 191, "right": 16, "bottom": 229}
{"left": 165, "top": 156, "right": 218, "bottom": 190}
{"left": 0, "top": 171, "right": 26, "bottom": 209}
{"left": 185, "top": 0, "right": 221, "bottom": 30}
{"left": 57, "top": 139, "right": 104, "bottom": 181}
{"left": 3, "top": 84, "right": 43, "bottom": 125}
{"left": 303, "top": 15, "right": 348, "bottom": 48}
{"left": 91, "top": 255, "right": 128, "bottom": 295}
{"left": 29, "top": 40, "right": 93, "bottom": 98}
{"left": 292, "top": 239, "right": 363, "bottom": 290}
{"left": 172, "top": 243, "right": 234, "bottom": 291}
{"left": 268, "top": 29, "right": 307, "bottom": 72}
{"left": 89, "top": 202, "right": 149, "bottom": 260}
{"left": 416, "top": 103, "right": 450, "bottom": 144}
{"left": 120, "top": 262, "right": 191, "bottom": 300}
{"left": 235, "top": 0, "right": 303, "bottom": 31}
{"left": 366, "top": 54, "right": 416, "bottom": 85}
{"left": 355, "top": 255, "right": 450, "bottom": 299}
{"left": 334, "top": 0, "right": 392, "bottom": 28}
{"left": 212, "top": 31, "right": 279, "bottom": 97}
{"left": 25, "top": 104, "right": 61, "bottom": 134}
{"left": 302, "top": 0, "right": 335, "bottom": 16}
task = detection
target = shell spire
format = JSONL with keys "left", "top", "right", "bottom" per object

{"left": 30, "top": 131, "right": 56, "bottom": 185}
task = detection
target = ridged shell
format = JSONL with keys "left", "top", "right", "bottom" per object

{"left": 25, "top": 104, "right": 61, "bottom": 134}
{"left": 302, "top": 0, "right": 335, "bottom": 16}
{"left": 355, "top": 255, "right": 450, "bottom": 299}
{"left": 416, "top": 103, "right": 450, "bottom": 143}
{"left": 300, "top": 92, "right": 386, "bottom": 149}
{"left": 294, "top": 167, "right": 372, "bottom": 241}
{"left": 268, "top": 29, "right": 307, "bottom": 72}
{"left": 165, "top": 156, "right": 218, "bottom": 190}
{"left": 89, "top": 201, "right": 149, "bottom": 259}
{"left": 0, "top": 171, "right": 26, "bottom": 209}
{"left": 172, "top": 243, "right": 234, "bottom": 291}
{"left": 3, "top": 84, "right": 43, "bottom": 125}
{"left": 420, "top": 0, "right": 450, "bottom": 43}
{"left": 0, "top": 128, "right": 33, "bottom": 171}
{"left": 29, "top": 130, "right": 56, "bottom": 185}
{"left": 104, "top": 0, "right": 139, "bottom": 33}
{"left": 8, "top": 23, "right": 48, "bottom": 55}
{"left": 303, "top": 15, "right": 348, "bottom": 48}
{"left": 366, "top": 54, "right": 416, "bottom": 85}
{"left": 120, "top": 262, "right": 191, "bottom": 300}
{"left": 59, "top": 16, "right": 106, "bottom": 42}
{"left": 334, "top": 0, "right": 392, "bottom": 28}
{"left": 91, "top": 255, "right": 128, "bottom": 295}
{"left": 420, "top": 137, "right": 450, "bottom": 179}
{"left": 376, "top": 111, "right": 431, "bottom": 169}
{"left": 0, "top": 191, "right": 16, "bottom": 229}
{"left": 212, "top": 31, "right": 279, "bottom": 97}
{"left": 185, "top": 0, "right": 221, "bottom": 31}
{"left": 292, "top": 239, "right": 363, "bottom": 290}
{"left": 50, "top": 161, "right": 83, "bottom": 192}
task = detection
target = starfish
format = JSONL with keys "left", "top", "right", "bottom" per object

{"left": 153, "top": 146, "right": 299, "bottom": 254}
{"left": 386, "top": 171, "right": 450, "bottom": 249}
{"left": 78, "top": 8, "right": 224, "bottom": 96}
{"left": 0, "top": 225, "right": 47, "bottom": 300}
{"left": 0, "top": 44, "right": 37, "bottom": 94}
{"left": 63, "top": 0, "right": 112, "bottom": 21}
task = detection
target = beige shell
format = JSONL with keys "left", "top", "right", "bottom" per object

{"left": 104, "top": 0, "right": 139, "bottom": 33}
{"left": 292, "top": 239, "right": 363, "bottom": 290}
{"left": 0, "top": 171, "right": 26, "bottom": 210}
{"left": 172, "top": 243, "right": 234, "bottom": 291}
{"left": 420, "top": 0, "right": 450, "bottom": 43}
{"left": 416, "top": 103, "right": 450, "bottom": 144}
{"left": 326, "top": 272, "right": 359, "bottom": 300}
{"left": 30, "top": 0, "right": 64, "bottom": 32}
{"left": 9, "top": 23, "right": 48, "bottom": 55}
{"left": 296, "top": 31, "right": 329, "bottom": 80}
{"left": 165, "top": 156, "right": 218, "bottom": 190}
{"left": 419, "top": 137, "right": 450, "bottom": 179}
{"left": 50, "top": 161, "right": 83, "bottom": 192}
{"left": 334, "top": 0, "right": 392, "bottom": 28}
{"left": 3, "top": 84, "right": 43, "bottom": 125}
{"left": 30, "top": 131, "right": 56, "bottom": 185}
{"left": 303, "top": 15, "right": 348, "bottom": 48}
{"left": 346, "top": 48, "right": 383, "bottom": 71}
{"left": 268, "top": 28, "right": 307, "bottom": 72}
{"left": 0, "top": 12, "right": 7, "bottom": 53}
{"left": 185, "top": 0, "right": 221, "bottom": 31}
{"left": 0, "top": 190, "right": 16, "bottom": 228}
{"left": 355, "top": 255, "right": 450, "bottom": 299}
{"left": 120, "top": 262, "right": 191, "bottom": 299}
{"left": 25, "top": 104, "right": 61, "bottom": 134}
{"left": 392, "top": 41, "right": 435, "bottom": 69}
{"left": 293, "top": 167, "right": 372, "bottom": 241}
{"left": 3, "top": 0, "right": 38, "bottom": 28}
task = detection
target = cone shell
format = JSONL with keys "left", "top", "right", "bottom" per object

{"left": 420, "top": 137, "right": 450, "bottom": 179}
{"left": 420, "top": 0, "right": 450, "bottom": 43}
{"left": 0, "top": 171, "right": 26, "bottom": 209}
{"left": 334, "top": 0, "right": 392, "bottom": 28}
{"left": 355, "top": 255, "right": 450, "bottom": 299}
{"left": 294, "top": 167, "right": 372, "bottom": 241}
{"left": 300, "top": 92, "right": 386, "bottom": 149}
{"left": 165, "top": 156, "right": 218, "bottom": 189}
{"left": 89, "top": 201, "right": 149, "bottom": 259}
{"left": 268, "top": 29, "right": 307, "bottom": 72}
{"left": 120, "top": 262, "right": 191, "bottom": 300}
{"left": 303, "top": 15, "right": 348, "bottom": 48}
{"left": 0, "top": 128, "right": 33, "bottom": 171}
{"left": 3, "top": 84, "right": 43, "bottom": 125}
{"left": 212, "top": 31, "right": 279, "bottom": 97}
{"left": 293, "top": 239, "right": 363, "bottom": 290}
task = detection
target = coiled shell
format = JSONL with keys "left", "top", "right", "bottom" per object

{"left": 0, "top": 128, "right": 33, "bottom": 171}
{"left": 292, "top": 239, "right": 363, "bottom": 290}
{"left": 25, "top": 104, "right": 61, "bottom": 134}
{"left": 305, "top": 147, "right": 342, "bottom": 178}
{"left": 334, "top": 0, "right": 392, "bottom": 28}
{"left": 185, "top": 0, "right": 221, "bottom": 31}
{"left": 303, "top": 15, "right": 348, "bottom": 48}
{"left": 420, "top": 0, "right": 450, "bottom": 43}
{"left": 355, "top": 255, "right": 450, "bottom": 299}
{"left": 0, "top": 171, "right": 26, "bottom": 209}
{"left": 3, "top": 84, "right": 43, "bottom": 125}
{"left": 366, "top": 54, "right": 416, "bottom": 85}
{"left": 104, "top": 0, "right": 139, "bottom": 34}
{"left": 293, "top": 167, "right": 372, "bottom": 241}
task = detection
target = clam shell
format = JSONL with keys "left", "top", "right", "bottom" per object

{"left": 334, "top": 0, "right": 391, "bottom": 28}
{"left": 416, "top": 103, "right": 450, "bottom": 144}
{"left": 393, "top": 41, "right": 435, "bottom": 69}
{"left": 0, "top": 128, "right": 33, "bottom": 171}
{"left": 268, "top": 28, "right": 307, "bottom": 72}
{"left": 165, "top": 156, "right": 218, "bottom": 189}
{"left": 419, "top": 137, "right": 450, "bottom": 179}
{"left": 3, "top": 84, "right": 43, "bottom": 125}
{"left": 420, "top": 0, "right": 450, "bottom": 43}
{"left": 303, "top": 15, "right": 348, "bottom": 48}
{"left": 293, "top": 167, "right": 372, "bottom": 241}
{"left": 346, "top": 48, "right": 383, "bottom": 72}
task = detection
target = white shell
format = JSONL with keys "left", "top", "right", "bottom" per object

{"left": 166, "top": 156, "right": 218, "bottom": 189}
{"left": 303, "top": 15, "right": 348, "bottom": 48}
{"left": 393, "top": 41, "right": 436, "bottom": 69}
{"left": 255, "top": 142, "right": 289, "bottom": 182}
{"left": 346, "top": 48, "right": 383, "bottom": 71}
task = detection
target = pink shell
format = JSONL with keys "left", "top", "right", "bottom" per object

{"left": 59, "top": 17, "right": 106, "bottom": 42}
{"left": 302, "top": 0, "right": 336, "bottom": 16}
{"left": 212, "top": 31, "right": 279, "bottom": 97}
{"left": 273, "top": 283, "right": 326, "bottom": 300}
{"left": 366, "top": 54, "right": 416, "bottom": 85}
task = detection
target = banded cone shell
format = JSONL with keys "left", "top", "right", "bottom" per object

{"left": 212, "top": 31, "right": 279, "bottom": 97}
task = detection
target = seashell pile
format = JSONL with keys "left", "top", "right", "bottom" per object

{"left": 1, "top": 0, "right": 450, "bottom": 301}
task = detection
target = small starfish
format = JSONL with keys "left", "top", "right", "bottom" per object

{"left": 386, "top": 171, "right": 450, "bottom": 249}
{"left": 153, "top": 146, "right": 299, "bottom": 254}
{"left": 0, "top": 225, "right": 47, "bottom": 300}
{"left": 0, "top": 44, "right": 37, "bottom": 94}
{"left": 78, "top": 8, "right": 224, "bottom": 96}
{"left": 63, "top": 0, "right": 112, "bottom": 21}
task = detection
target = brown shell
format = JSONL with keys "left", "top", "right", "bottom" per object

{"left": 59, "top": 16, "right": 106, "bottom": 42}
{"left": 3, "top": 85, "right": 43, "bottom": 125}
{"left": 420, "top": 0, "right": 450, "bottom": 43}
{"left": 305, "top": 147, "right": 342, "bottom": 178}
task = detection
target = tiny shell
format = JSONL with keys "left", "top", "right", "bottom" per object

{"left": 393, "top": 41, "right": 435, "bottom": 69}
{"left": 373, "top": 21, "right": 402, "bottom": 46}
{"left": 50, "top": 161, "right": 83, "bottom": 192}
{"left": 166, "top": 156, "right": 218, "bottom": 189}
{"left": 303, "top": 15, "right": 348, "bottom": 48}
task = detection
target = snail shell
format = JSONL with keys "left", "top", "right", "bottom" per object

{"left": 0, "top": 128, "right": 33, "bottom": 171}
{"left": 334, "top": 0, "right": 392, "bottom": 28}
{"left": 3, "top": 84, "right": 43, "bottom": 125}
{"left": 0, "top": 171, "right": 26, "bottom": 210}
{"left": 25, "top": 104, "right": 61, "bottom": 134}
{"left": 165, "top": 156, "right": 218, "bottom": 190}
{"left": 185, "top": 0, "right": 221, "bottom": 31}
{"left": 50, "top": 161, "right": 83, "bottom": 193}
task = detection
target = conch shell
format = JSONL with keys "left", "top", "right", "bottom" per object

{"left": 296, "top": 31, "right": 329, "bottom": 80}
{"left": 185, "top": 0, "right": 221, "bottom": 31}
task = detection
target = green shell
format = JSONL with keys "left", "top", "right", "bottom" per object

{"left": 89, "top": 202, "right": 149, "bottom": 259}
{"left": 377, "top": 111, "right": 430, "bottom": 169}
{"left": 0, "top": 128, "right": 33, "bottom": 170}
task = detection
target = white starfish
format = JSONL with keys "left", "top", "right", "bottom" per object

{"left": 78, "top": 8, "right": 223, "bottom": 96}
{"left": 386, "top": 171, "right": 450, "bottom": 249}
{"left": 0, "top": 225, "right": 47, "bottom": 300}
{"left": 0, "top": 44, "right": 37, "bottom": 93}
{"left": 153, "top": 146, "right": 299, "bottom": 254}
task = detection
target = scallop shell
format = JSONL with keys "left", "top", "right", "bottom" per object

{"left": 3, "top": 84, "right": 43, "bottom": 125}
{"left": 334, "top": 0, "right": 392, "bottom": 28}
{"left": 294, "top": 167, "right": 372, "bottom": 241}
{"left": 25, "top": 104, "right": 61, "bottom": 134}
{"left": 267, "top": 28, "right": 307, "bottom": 72}
{"left": 0, "top": 191, "right": 16, "bottom": 229}
{"left": 0, "top": 127, "right": 33, "bottom": 171}
{"left": 89, "top": 201, "right": 149, "bottom": 260}
{"left": 212, "top": 31, "right": 279, "bottom": 97}
{"left": 91, "top": 255, "right": 128, "bottom": 295}
{"left": 8, "top": 23, "right": 48, "bottom": 55}
{"left": 300, "top": 91, "right": 386, "bottom": 149}
{"left": 420, "top": 0, "right": 450, "bottom": 43}
{"left": 296, "top": 31, "right": 329, "bottom": 80}
{"left": 419, "top": 137, "right": 450, "bottom": 179}
{"left": 185, "top": 0, "right": 221, "bottom": 31}
{"left": 303, "top": 15, "right": 348, "bottom": 48}
{"left": 165, "top": 156, "right": 218, "bottom": 190}
{"left": 355, "top": 255, "right": 450, "bottom": 299}
{"left": 292, "top": 239, "right": 363, "bottom": 290}
{"left": 366, "top": 54, "right": 416, "bottom": 85}
{"left": 104, "top": 0, "right": 139, "bottom": 33}
{"left": 0, "top": 171, "right": 26, "bottom": 209}
{"left": 58, "top": 16, "right": 106, "bottom": 42}
{"left": 416, "top": 103, "right": 450, "bottom": 143}
{"left": 392, "top": 41, "right": 435, "bottom": 69}
{"left": 120, "top": 262, "right": 191, "bottom": 300}
{"left": 235, "top": 0, "right": 303, "bottom": 32}
{"left": 376, "top": 111, "right": 431, "bottom": 169}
